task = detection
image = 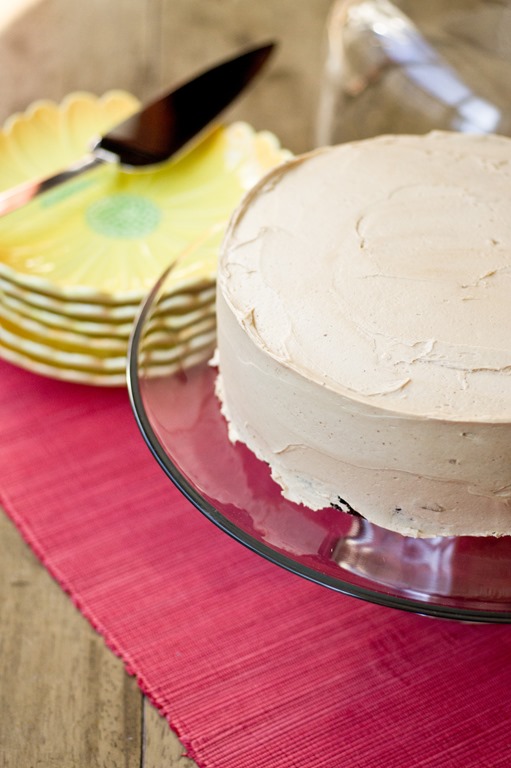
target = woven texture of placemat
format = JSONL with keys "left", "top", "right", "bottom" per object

{"left": 1, "top": 359, "right": 510, "bottom": 767}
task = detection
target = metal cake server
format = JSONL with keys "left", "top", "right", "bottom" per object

{"left": 0, "top": 42, "right": 275, "bottom": 217}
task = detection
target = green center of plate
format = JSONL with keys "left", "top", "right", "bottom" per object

{"left": 86, "top": 193, "right": 161, "bottom": 238}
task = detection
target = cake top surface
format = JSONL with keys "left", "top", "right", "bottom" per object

{"left": 218, "top": 131, "right": 511, "bottom": 421}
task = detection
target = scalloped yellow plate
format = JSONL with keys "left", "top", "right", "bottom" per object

{"left": 0, "top": 295, "right": 217, "bottom": 355}
{"left": 1, "top": 281, "right": 216, "bottom": 337}
{"left": 0, "top": 340, "right": 215, "bottom": 387}
{"left": 0, "top": 314, "right": 217, "bottom": 379}
{"left": 0, "top": 92, "right": 291, "bottom": 303}
{"left": 0, "top": 272, "right": 216, "bottom": 323}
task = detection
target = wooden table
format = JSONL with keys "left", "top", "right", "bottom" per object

{"left": 0, "top": 1, "right": 331, "bottom": 764}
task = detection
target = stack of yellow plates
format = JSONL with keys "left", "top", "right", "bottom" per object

{"left": 0, "top": 91, "right": 290, "bottom": 385}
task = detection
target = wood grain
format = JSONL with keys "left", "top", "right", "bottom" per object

{"left": 0, "top": 1, "right": 331, "bottom": 764}
{"left": 144, "top": 701, "right": 197, "bottom": 768}
{"left": 0, "top": 0, "right": 332, "bottom": 153}
{"left": 0, "top": 509, "right": 196, "bottom": 767}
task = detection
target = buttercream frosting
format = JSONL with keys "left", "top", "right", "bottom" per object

{"left": 215, "top": 132, "right": 511, "bottom": 537}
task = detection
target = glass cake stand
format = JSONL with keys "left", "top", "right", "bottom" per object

{"left": 127, "top": 266, "right": 511, "bottom": 623}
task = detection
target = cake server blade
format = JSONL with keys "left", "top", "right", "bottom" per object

{"left": 0, "top": 42, "right": 275, "bottom": 216}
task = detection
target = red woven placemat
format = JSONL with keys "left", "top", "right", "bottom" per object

{"left": 1, "top": 359, "right": 510, "bottom": 767}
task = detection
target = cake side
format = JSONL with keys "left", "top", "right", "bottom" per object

{"left": 216, "top": 289, "right": 511, "bottom": 538}
{"left": 215, "top": 132, "right": 511, "bottom": 538}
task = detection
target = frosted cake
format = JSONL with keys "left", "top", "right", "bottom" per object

{"left": 215, "top": 132, "right": 511, "bottom": 538}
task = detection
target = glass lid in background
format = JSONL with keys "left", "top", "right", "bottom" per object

{"left": 317, "top": 0, "right": 511, "bottom": 146}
